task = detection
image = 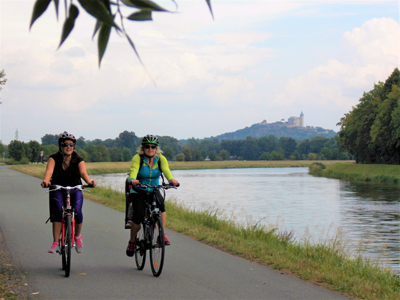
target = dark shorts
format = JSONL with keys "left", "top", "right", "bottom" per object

{"left": 126, "top": 191, "right": 165, "bottom": 225}
{"left": 49, "top": 190, "right": 84, "bottom": 224}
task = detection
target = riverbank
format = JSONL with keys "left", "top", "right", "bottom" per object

{"left": 309, "top": 162, "right": 400, "bottom": 184}
{"left": 9, "top": 160, "right": 355, "bottom": 176}
{"left": 3, "top": 163, "right": 399, "bottom": 299}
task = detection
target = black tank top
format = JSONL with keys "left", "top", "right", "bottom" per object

{"left": 50, "top": 152, "right": 83, "bottom": 186}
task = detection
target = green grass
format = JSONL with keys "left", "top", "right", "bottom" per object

{"left": 310, "top": 163, "right": 400, "bottom": 184}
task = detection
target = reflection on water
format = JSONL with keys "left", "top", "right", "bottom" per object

{"left": 91, "top": 167, "right": 400, "bottom": 272}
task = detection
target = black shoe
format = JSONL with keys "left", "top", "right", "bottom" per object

{"left": 126, "top": 241, "right": 135, "bottom": 257}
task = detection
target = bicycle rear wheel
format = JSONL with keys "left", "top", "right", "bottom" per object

{"left": 64, "top": 215, "right": 72, "bottom": 277}
{"left": 149, "top": 216, "right": 165, "bottom": 277}
{"left": 135, "top": 224, "right": 146, "bottom": 270}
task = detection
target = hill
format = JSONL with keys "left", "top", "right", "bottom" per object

{"left": 207, "top": 122, "right": 337, "bottom": 141}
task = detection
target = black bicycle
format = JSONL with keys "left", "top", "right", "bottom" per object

{"left": 133, "top": 183, "right": 179, "bottom": 277}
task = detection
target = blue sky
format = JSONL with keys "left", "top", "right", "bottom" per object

{"left": 0, "top": 0, "right": 399, "bottom": 144}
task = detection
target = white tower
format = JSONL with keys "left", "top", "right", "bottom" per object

{"left": 300, "top": 111, "right": 304, "bottom": 127}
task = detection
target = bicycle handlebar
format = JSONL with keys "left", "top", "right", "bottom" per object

{"left": 43, "top": 184, "right": 94, "bottom": 192}
{"left": 134, "top": 183, "right": 180, "bottom": 190}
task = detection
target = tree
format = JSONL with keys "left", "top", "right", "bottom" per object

{"left": 30, "top": 0, "right": 213, "bottom": 66}
{"left": 76, "top": 136, "right": 87, "bottom": 149}
{"left": 208, "top": 150, "right": 217, "bottom": 161}
{"left": 219, "top": 149, "right": 229, "bottom": 160}
{"left": 122, "top": 147, "right": 132, "bottom": 161}
{"left": 270, "top": 150, "right": 284, "bottom": 160}
{"left": 27, "top": 140, "right": 41, "bottom": 162}
{"left": 109, "top": 147, "right": 123, "bottom": 162}
{"left": 191, "top": 148, "right": 202, "bottom": 161}
{"left": 308, "top": 153, "right": 317, "bottom": 160}
{"left": 8, "top": 140, "right": 26, "bottom": 161}
{"left": 259, "top": 152, "right": 271, "bottom": 160}
{"left": 116, "top": 131, "right": 139, "bottom": 154}
{"left": 175, "top": 153, "right": 185, "bottom": 161}
{"left": 41, "top": 134, "right": 59, "bottom": 146}
{"left": 162, "top": 145, "right": 174, "bottom": 160}
{"left": 182, "top": 147, "right": 193, "bottom": 161}
{"left": 280, "top": 137, "right": 297, "bottom": 159}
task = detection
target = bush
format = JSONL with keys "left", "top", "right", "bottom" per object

{"left": 309, "top": 162, "right": 326, "bottom": 175}
{"left": 20, "top": 157, "right": 30, "bottom": 164}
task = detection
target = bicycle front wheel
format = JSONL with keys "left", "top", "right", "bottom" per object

{"left": 135, "top": 224, "right": 146, "bottom": 270}
{"left": 64, "top": 215, "right": 72, "bottom": 277}
{"left": 149, "top": 216, "right": 165, "bottom": 277}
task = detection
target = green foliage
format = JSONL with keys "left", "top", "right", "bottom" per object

{"left": 162, "top": 145, "right": 174, "bottom": 160}
{"left": 7, "top": 140, "right": 26, "bottom": 161}
{"left": 308, "top": 153, "right": 317, "bottom": 160}
{"left": 219, "top": 149, "right": 229, "bottom": 160}
{"left": 338, "top": 68, "right": 400, "bottom": 164}
{"left": 41, "top": 134, "right": 58, "bottom": 146}
{"left": 308, "top": 162, "right": 326, "bottom": 175}
{"left": 182, "top": 147, "right": 192, "bottom": 161}
{"left": 0, "top": 69, "right": 7, "bottom": 90}
{"left": 208, "top": 150, "right": 217, "bottom": 161}
{"left": 30, "top": 0, "right": 213, "bottom": 66}
{"left": 175, "top": 153, "right": 185, "bottom": 162}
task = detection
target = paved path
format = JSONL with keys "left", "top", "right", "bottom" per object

{"left": 0, "top": 166, "right": 350, "bottom": 299}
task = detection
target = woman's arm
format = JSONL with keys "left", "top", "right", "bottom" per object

{"left": 41, "top": 157, "right": 55, "bottom": 187}
{"left": 78, "top": 161, "right": 97, "bottom": 187}
{"left": 159, "top": 155, "right": 179, "bottom": 186}
{"left": 129, "top": 154, "right": 141, "bottom": 185}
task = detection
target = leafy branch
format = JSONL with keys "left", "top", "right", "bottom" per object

{"left": 30, "top": 0, "right": 213, "bottom": 67}
{"left": 0, "top": 70, "right": 7, "bottom": 91}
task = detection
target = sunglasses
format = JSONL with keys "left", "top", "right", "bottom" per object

{"left": 62, "top": 143, "right": 75, "bottom": 147}
{"left": 144, "top": 145, "right": 157, "bottom": 149}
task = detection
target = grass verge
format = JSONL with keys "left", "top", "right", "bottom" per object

{"left": 309, "top": 162, "right": 400, "bottom": 184}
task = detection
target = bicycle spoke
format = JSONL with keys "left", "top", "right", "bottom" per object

{"left": 150, "top": 216, "right": 165, "bottom": 277}
{"left": 135, "top": 224, "right": 146, "bottom": 270}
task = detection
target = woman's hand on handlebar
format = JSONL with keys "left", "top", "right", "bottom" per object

{"left": 41, "top": 180, "right": 50, "bottom": 188}
{"left": 169, "top": 179, "right": 179, "bottom": 187}
{"left": 130, "top": 179, "right": 139, "bottom": 186}
{"left": 88, "top": 180, "right": 97, "bottom": 188}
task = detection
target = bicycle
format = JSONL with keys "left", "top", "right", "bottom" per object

{"left": 44, "top": 184, "right": 92, "bottom": 277}
{"left": 133, "top": 183, "right": 179, "bottom": 277}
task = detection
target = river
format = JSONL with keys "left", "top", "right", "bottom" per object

{"left": 91, "top": 167, "right": 400, "bottom": 273}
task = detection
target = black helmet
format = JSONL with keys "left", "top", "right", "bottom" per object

{"left": 141, "top": 134, "right": 159, "bottom": 146}
{"left": 58, "top": 131, "right": 76, "bottom": 146}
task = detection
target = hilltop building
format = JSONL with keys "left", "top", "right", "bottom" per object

{"left": 287, "top": 111, "right": 304, "bottom": 127}
{"left": 260, "top": 112, "right": 305, "bottom": 128}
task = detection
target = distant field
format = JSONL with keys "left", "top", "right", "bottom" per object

{"left": 9, "top": 160, "right": 355, "bottom": 177}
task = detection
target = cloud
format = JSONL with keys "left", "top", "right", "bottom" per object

{"left": 276, "top": 17, "right": 400, "bottom": 111}
{"left": 64, "top": 47, "right": 86, "bottom": 57}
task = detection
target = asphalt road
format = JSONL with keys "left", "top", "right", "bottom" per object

{"left": 0, "top": 166, "right": 351, "bottom": 300}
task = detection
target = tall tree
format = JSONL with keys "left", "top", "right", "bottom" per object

{"left": 8, "top": 140, "right": 26, "bottom": 161}
{"left": 41, "top": 134, "right": 59, "bottom": 146}
{"left": 116, "top": 130, "right": 138, "bottom": 153}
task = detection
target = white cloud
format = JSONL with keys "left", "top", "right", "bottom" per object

{"left": 276, "top": 17, "right": 400, "bottom": 111}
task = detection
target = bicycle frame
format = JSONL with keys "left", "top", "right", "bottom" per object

{"left": 46, "top": 184, "right": 91, "bottom": 277}
{"left": 61, "top": 189, "right": 75, "bottom": 249}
